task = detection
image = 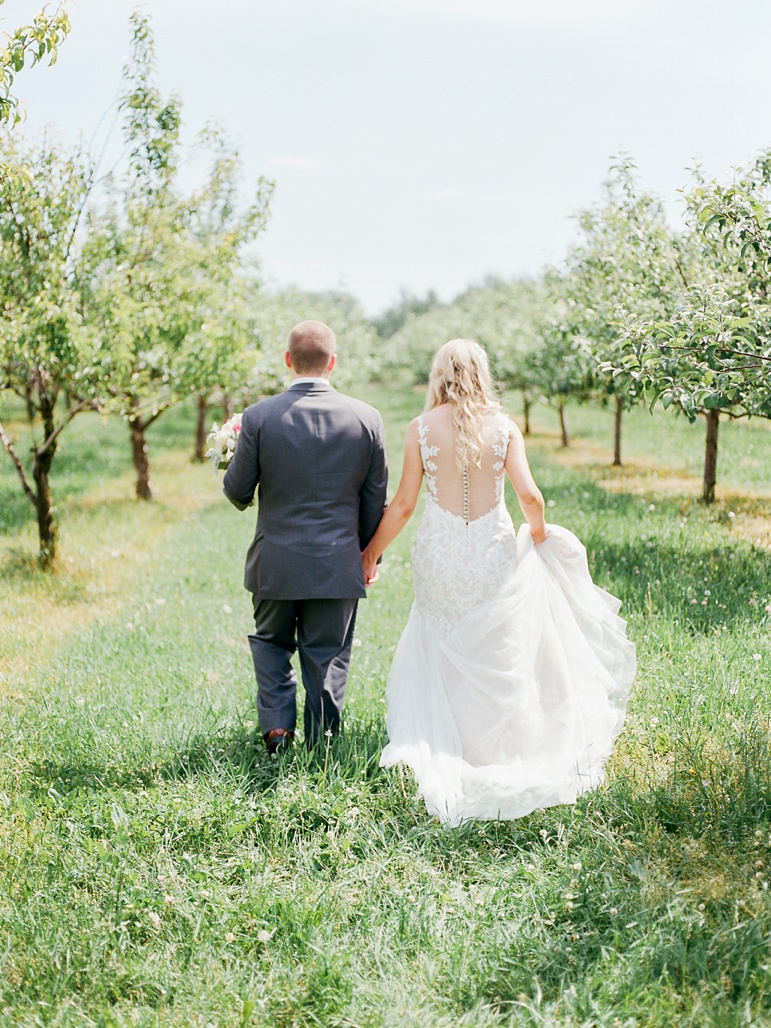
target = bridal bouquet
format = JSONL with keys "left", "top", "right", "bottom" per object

{"left": 206, "top": 413, "right": 242, "bottom": 472}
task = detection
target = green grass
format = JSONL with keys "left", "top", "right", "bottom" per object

{"left": 1, "top": 385, "right": 770, "bottom": 1026}
{"left": 521, "top": 397, "right": 771, "bottom": 497}
{"left": 0, "top": 397, "right": 225, "bottom": 539}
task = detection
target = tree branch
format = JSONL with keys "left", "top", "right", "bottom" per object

{"left": 10, "top": 384, "right": 40, "bottom": 410}
{"left": 130, "top": 404, "right": 169, "bottom": 432}
{"left": 716, "top": 346, "right": 771, "bottom": 363}
{"left": 64, "top": 162, "right": 96, "bottom": 263}
{"left": 673, "top": 258, "right": 690, "bottom": 291}
{"left": 655, "top": 343, "right": 771, "bottom": 363}
{"left": 0, "top": 419, "right": 37, "bottom": 505}
{"left": 37, "top": 397, "right": 95, "bottom": 456}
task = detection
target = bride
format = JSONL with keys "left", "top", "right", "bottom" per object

{"left": 361, "top": 339, "right": 636, "bottom": 826}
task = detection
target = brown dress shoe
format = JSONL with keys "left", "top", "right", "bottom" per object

{"left": 264, "top": 728, "right": 294, "bottom": 756}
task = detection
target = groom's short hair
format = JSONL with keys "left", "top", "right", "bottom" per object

{"left": 288, "top": 321, "right": 336, "bottom": 375}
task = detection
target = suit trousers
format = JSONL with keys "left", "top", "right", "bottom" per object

{"left": 248, "top": 596, "right": 358, "bottom": 743}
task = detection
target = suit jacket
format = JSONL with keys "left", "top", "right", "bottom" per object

{"left": 223, "top": 380, "right": 388, "bottom": 600}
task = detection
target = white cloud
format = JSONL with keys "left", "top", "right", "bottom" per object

{"left": 429, "top": 188, "right": 462, "bottom": 204}
{"left": 267, "top": 157, "right": 323, "bottom": 169}
{"left": 390, "top": 0, "right": 649, "bottom": 27}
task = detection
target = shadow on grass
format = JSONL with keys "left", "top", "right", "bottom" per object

{"left": 587, "top": 535, "right": 771, "bottom": 631}
{"left": 636, "top": 722, "right": 771, "bottom": 842}
{"left": 0, "top": 546, "right": 46, "bottom": 579}
{"left": 520, "top": 469, "right": 771, "bottom": 629}
{"left": 165, "top": 714, "right": 390, "bottom": 791}
{"left": 23, "top": 715, "right": 390, "bottom": 804}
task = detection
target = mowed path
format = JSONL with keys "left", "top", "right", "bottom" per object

{"left": 0, "top": 449, "right": 227, "bottom": 691}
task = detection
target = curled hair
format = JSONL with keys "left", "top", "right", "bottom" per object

{"left": 425, "top": 339, "right": 501, "bottom": 469}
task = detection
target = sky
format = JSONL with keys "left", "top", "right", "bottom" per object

{"left": 9, "top": 0, "right": 771, "bottom": 314}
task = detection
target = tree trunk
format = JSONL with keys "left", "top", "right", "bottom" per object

{"left": 33, "top": 398, "right": 58, "bottom": 566}
{"left": 130, "top": 419, "right": 153, "bottom": 501}
{"left": 558, "top": 404, "right": 569, "bottom": 448}
{"left": 702, "top": 409, "right": 719, "bottom": 504}
{"left": 194, "top": 394, "right": 208, "bottom": 462}
{"left": 25, "top": 383, "right": 36, "bottom": 424}
{"left": 32, "top": 450, "right": 56, "bottom": 566}
{"left": 522, "top": 392, "right": 531, "bottom": 435}
{"left": 223, "top": 394, "right": 234, "bottom": 420}
{"left": 613, "top": 395, "right": 623, "bottom": 466}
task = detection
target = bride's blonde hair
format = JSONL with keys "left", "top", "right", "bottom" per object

{"left": 425, "top": 338, "right": 501, "bottom": 469}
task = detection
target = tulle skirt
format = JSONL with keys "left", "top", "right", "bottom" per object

{"left": 380, "top": 523, "right": 636, "bottom": 826}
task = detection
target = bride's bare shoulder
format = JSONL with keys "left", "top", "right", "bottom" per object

{"left": 419, "top": 404, "right": 453, "bottom": 427}
{"left": 505, "top": 417, "right": 527, "bottom": 453}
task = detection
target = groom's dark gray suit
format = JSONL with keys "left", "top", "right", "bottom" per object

{"left": 223, "top": 379, "right": 388, "bottom": 740}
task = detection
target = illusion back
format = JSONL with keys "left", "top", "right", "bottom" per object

{"left": 417, "top": 409, "right": 510, "bottom": 522}
{"left": 412, "top": 408, "right": 517, "bottom": 629}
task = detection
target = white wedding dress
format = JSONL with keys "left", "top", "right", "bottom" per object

{"left": 380, "top": 411, "right": 636, "bottom": 826}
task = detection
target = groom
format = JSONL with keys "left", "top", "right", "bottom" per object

{"left": 223, "top": 320, "right": 388, "bottom": 754}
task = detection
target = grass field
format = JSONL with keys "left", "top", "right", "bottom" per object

{"left": 1, "top": 386, "right": 770, "bottom": 1027}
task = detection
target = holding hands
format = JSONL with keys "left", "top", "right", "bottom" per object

{"left": 362, "top": 547, "right": 379, "bottom": 587}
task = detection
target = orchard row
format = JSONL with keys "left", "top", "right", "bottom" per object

{"left": 383, "top": 157, "right": 771, "bottom": 503}
{"left": 0, "top": 15, "right": 379, "bottom": 566}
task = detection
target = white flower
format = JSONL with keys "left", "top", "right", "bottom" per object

{"left": 148, "top": 911, "right": 161, "bottom": 930}
{"left": 257, "top": 929, "right": 273, "bottom": 943}
{"left": 206, "top": 413, "right": 244, "bottom": 472}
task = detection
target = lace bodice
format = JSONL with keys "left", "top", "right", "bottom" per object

{"left": 416, "top": 411, "right": 510, "bottom": 523}
{"left": 412, "top": 411, "right": 518, "bottom": 629}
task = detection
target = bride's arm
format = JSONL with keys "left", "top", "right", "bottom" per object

{"left": 362, "top": 418, "right": 423, "bottom": 585}
{"left": 505, "top": 420, "right": 547, "bottom": 544}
